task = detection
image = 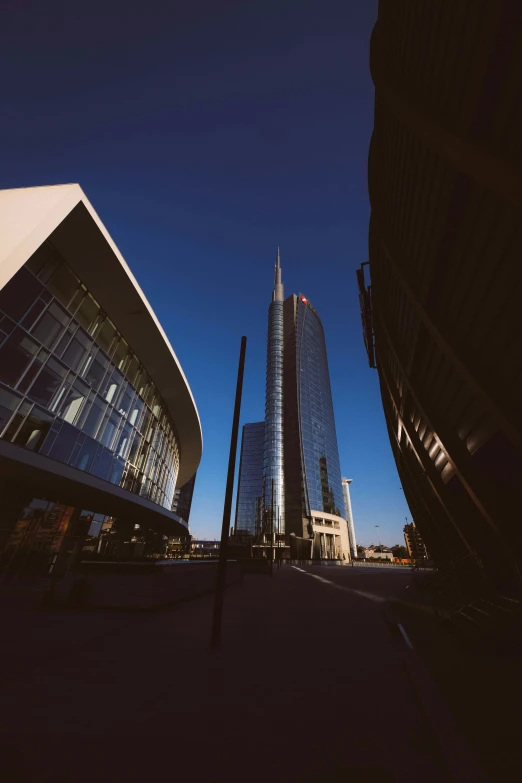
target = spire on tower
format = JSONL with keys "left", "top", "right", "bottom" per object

{"left": 272, "top": 247, "right": 284, "bottom": 302}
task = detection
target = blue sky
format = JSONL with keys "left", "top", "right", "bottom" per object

{"left": 1, "top": 0, "right": 410, "bottom": 547}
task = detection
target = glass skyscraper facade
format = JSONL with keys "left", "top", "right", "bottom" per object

{"left": 295, "top": 295, "right": 345, "bottom": 519}
{"left": 235, "top": 422, "right": 265, "bottom": 535}
{"left": 283, "top": 294, "right": 345, "bottom": 534}
{"left": 263, "top": 251, "right": 285, "bottom": 534}
{"left": 257, "top": 252, "right": 348, "bottom": 558}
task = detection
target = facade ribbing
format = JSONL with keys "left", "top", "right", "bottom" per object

{"left": 263, "top": 250, "right": 285, "bottom": 534}
{"left": 361, "top": 0, "right": 522, "bottom": 592}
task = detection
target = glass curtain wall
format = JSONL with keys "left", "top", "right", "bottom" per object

{"left": 235, "top": 422, "right": 265, "bottom": 535}
{"left": 0, "top": 240, "right": 181, "bottom": 512}
{"left": 264, "top": 300, "right": 285, "bottom": 534}
{"left": 296, "top": 296, "right": 345, "bottom": 519}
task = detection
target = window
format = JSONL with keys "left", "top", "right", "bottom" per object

{"left": 47, "top": 263, "right": 80, "bottom": 308}
{"left": 68, "top": 286, "right": 86, "bottom": 315}
{"left": 25, "top": 243, "right": 54, "bottom": 279}
{"left": 129, "top": 396, "right": 143, "bottom": 427}
{"left": 124, "top": 354, "right": 140, "bottom": 386}
{"left": 117, "top": 385, "right": 134, "bottom": 417}
{"left": 75, "top": 436, "right": 98, "bottom": 472}
{"left": 143, "top": 381, "right": 155, "bottom": 407}
{"left": 140, "top": 408, "right": 154, "bottom": 440}
{"left": 0, "top": 314, "right": 15, "bottom": 346}
{"left": 27, "top": 357, "right": 68, "bottom": 408}
{"left": 109, "top": 457, "right": 125, "bottom": 486}
{"left": 0, "top": 387, "right": 24, "bottom": 434}
{"left": 128, "top": 432, "right": 142, "bottom": 464}
{"left": 32, "top": 251, "right": 60, "bottom": 284}
{"left": 58, "top": 379, "right": 89, "bottom": 424}
{"left": 0, "top": 267, "right": 43, "bottom": 321}
{"left": 17, "top": 348, "right": 47, "bottom": 395}
{"left": 98, "top": 411, "right": 121, "bottom": 449}
{"left": 116, "top": 422, "right": 133, "bottom": 460}
{"left": 21, "top": 298, "right": 47, "bottom": 331}
{"left": 54, "top": 325, "right": 75, "bottom": 357}
{"left": 112, "top": 338, "right": 129, "bottom": 371}
{"left": 75, "top": 294, "right": 100, "bottom": 334}
{"left": 81, "top": 395, "right": 106, "bottom": 439}
{"left": 13, "top": 406, "right": 54, "bottom": 452}
{"left": 61, "top": 329, "right": 92, "bottom": 373}
{"left": 2, "top": 400, "right": 33, "bottom": 441}
{"left": 92, "top": 448, "right": 113, "bottom": 480}
{"left": 31, "top": 301, "right": 69, "bottom": 349}
{"left": 96, "top": 318, "right": 117, "bottom": 355}
{"left": 82, "top": 350, "right": 110, "bottom": 390}
{"left": 0, "top": 328, "right": 39, "bottom": 387}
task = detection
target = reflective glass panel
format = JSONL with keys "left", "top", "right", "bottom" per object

{"left": 0, "top": 249, "right": 182, "bottom": 513}
{"left": 0, "top": 267, "right": 42, "bottom": 321}
{"left": 0, "top": 329, "right": 39, "bottom": 387}
{"left": 13, "top": 406, "right": 54, "bottom": 452}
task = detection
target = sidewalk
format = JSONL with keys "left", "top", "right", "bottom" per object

{"left": 0, "top": 566, "right": 450, "bottom": 783}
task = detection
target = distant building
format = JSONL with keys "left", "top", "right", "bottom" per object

{"left": 191, "top": 539, "right": 219, "bottom": 556}
{"left": 281, "top": 285, "right": 349, "bottom": 560}
{"left": 341, "top": 478, "right": 357, "bottom": 559}
{"left": 363, "top": 547, "right": 394, "bottom": 563}
{"left": 404, "top": 523, "right": 428, "bottom": 562}
{"left": 255, "top": 252, "right": 351, "bottom": 561}
{"left": 234, "top": 422, "right": 264, "bottom": 535}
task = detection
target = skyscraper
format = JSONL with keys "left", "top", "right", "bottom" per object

{"left": 341, "top": 478, "right": 357, "bottom": 559}
{"left": 234, "top": 422, "right": 265, "bottom": 535}
{"left": 258, "top": 252, "right": 350, "bottom": 560}
{"left": 282, "top": 291, "right": 348, "bottom": 559}
{"left": 263, "top": 249, "right": 285, "bottom": 536}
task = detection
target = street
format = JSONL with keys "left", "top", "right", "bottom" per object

{"left": 0, "top": 565, "right": 496, "bottom": 782}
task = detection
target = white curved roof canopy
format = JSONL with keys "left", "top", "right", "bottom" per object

{"left": 0, "top": 184, "right": 202, "bottom": 488}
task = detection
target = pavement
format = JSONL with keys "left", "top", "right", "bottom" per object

{"left": 0, "top": 563, "right": 513, "bottom": 782}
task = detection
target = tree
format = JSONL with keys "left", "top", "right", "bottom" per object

{"left": 391, "top": 544, "right": 409, "bottom": 559}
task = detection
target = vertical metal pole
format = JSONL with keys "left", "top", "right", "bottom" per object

{"left": 277, "top": 505, "right": 281, "bottom": 568}
{"left": 270, "top": 478, "right": 274, "bottom": 576}
{"left": 210, "top": 336, "right": 247, "bottom": 648}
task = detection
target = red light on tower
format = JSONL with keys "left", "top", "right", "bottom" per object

{"left": 301, "top": 296, "right": 308, "bottom": 304}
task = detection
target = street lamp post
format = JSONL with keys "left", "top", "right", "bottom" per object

{"left": 210, "top": 336, "right": 247, "bottom": 649}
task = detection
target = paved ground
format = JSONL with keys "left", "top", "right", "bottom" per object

{"left": 0, "top": 564, "right": 507, "bottom": 782}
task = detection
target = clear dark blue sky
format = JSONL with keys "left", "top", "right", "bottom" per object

{"left": 1, "top": 0, "right": 410, "bottom": 547}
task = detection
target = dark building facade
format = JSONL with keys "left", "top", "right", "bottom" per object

{"left": 404, "top": 522, "right": 428, "bottom": 562}
{"left": 0, "top": 185, "right": 202, "bottom": 576}
{"left": 172, "top": 475, "right": 196, "bottom": 525}
{"left": 234, "top": 422, "right": 264, "bottom": 535}
{"left": 360, "top": 1, "right": 522, "bottom": 592}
